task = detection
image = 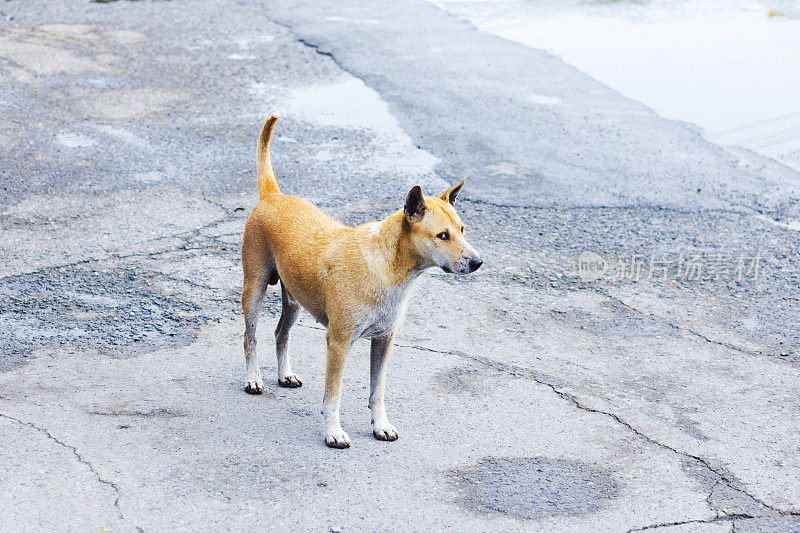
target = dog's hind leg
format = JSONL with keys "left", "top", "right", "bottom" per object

{"left": 242, "top": 273, "right": 269, "bottom": 394}
{"left": 241, "top": 224, "right": 274, "bottom": 394}
{"left": 275, "top": 283, "right": 302, "bottom": 388}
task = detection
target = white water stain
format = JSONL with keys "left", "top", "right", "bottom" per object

{"left": 283, "top": 78, "right": 400, "bottom": 131}
{"left": 288, "top": 79, "right": 442, "bottom": 180}
{"left": 234, "top": 34, "right": 276, "bottom": 51}
{"left": 325, "top": 16, "right": 381, "bottom": 24}
{"left": 741, "top": 314, "right": 761, "bottom": 331}
{"left": 754, "top": 214, "right": 800, "bottom": 231}
{"left": 94, "top": 125, "right": 150, "bottom": 150}
{"left": 56, "top": 133, "right": 97, "bottom": 148}
{"left": 437, "top": 0, "right": 800, "bottom": 170}
{"left": 528, "top": 94, "right": 562, "bottom": 106}
{"left": 313, "top": 149, "right": 335, "bottom": 162}
{"left": 134, "top": 171, "right": 164, "bottom": 183}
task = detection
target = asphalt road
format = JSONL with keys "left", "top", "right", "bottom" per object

{"left": 1, "top": 1, "right": 799, "bottom": 531}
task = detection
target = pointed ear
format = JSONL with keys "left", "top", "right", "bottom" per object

{"left": 404, "top": 185, "right": 427, "bottom": 222}
{"left": 440, "top": 178, "right": 465, "bottom": 205}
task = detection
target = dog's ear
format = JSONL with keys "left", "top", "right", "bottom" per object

{"left": 404, "top": 185, "right": 427, "bottom": 222}
{"left": 440, "top": 178, "right": 465, "bottom": 205}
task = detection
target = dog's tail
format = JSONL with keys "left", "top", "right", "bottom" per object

{"left": 257, "top": 114, "right": 280, "bottom": 198}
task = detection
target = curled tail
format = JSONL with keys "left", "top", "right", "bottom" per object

{"left": 257, "top": 114, "right": 280, "bottom": 198}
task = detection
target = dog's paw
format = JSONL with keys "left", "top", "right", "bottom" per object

{"left": 324, "top": 429, "right": 351, "bottom": 449}
{"left": 372, "top": 422, "right": 399, "bottom": 442}
{"left": 244, "top": 378, "right": 264, "bottom": 394}
{"left": 278, "top": 374, "right": 302, "bottom": 388}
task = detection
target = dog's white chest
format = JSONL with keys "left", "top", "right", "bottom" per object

{"left": 355, "top": 278, "right": 418, "bottom": 339}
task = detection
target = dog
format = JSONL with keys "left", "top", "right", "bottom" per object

{"left": 241, "top": 115, "right": 482, "bottom": 448}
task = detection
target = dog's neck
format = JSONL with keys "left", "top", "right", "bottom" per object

{"left": 373, "top": 210, "right": 427, "bottom": 288}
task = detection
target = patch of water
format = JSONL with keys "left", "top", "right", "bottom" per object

{"left": 436, "top": 0, "right": 800, "bottom": 170}
{"left": 253, "top": 77, "right": 444, "bottom": 186}
{"left": 283, "top": 78, "right": 400, "bottom": 131}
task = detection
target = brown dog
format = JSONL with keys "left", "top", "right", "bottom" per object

{"left": 241, "top": 115, "right": 482, "bottom": 448}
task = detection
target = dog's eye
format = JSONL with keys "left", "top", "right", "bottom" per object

{"left": 460, "top": 226, "right": 465, "bottom": 233}
{"left": 436, "top": 231, "right": 449, "bottom": 241}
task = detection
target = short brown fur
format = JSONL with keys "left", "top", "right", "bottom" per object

{"left": 241, "top": 115, "right": 482, "bottom": 448}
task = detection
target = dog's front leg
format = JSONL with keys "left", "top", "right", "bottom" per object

{"left": 322, "top": 329, "right": 353, "bottom": 449}
{"left": 370, "top": 334, "right": 399, "bottom": 441}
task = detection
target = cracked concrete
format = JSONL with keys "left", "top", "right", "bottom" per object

{"left": 0, "top": 413, "right": 124, "bottom": 529}
{"left": 399, "top": 341, "right": 799, "bottom": 528}
{"left": 2, "top": 0, "right": 800, "bottom": 531}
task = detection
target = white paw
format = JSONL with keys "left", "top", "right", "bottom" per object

{"left": 324, "top": 429, "right": 351, "bottom": 449}
{"left": 372, "top": 421, "right": 399, "bottom": 441}
{"left": 245, "top": 376, "right": 264, "bottom": 394}
{"left": 278, "top": 374, "right": 302, "bottom": 388}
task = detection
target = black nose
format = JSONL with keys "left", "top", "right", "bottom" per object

{"left": 468, "top": 257, "right": 483, "bottom": 272}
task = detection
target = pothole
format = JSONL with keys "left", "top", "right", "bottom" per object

{"left": 452, "top": 457, "right": 619, "bottom": 519}
{"left": 0, "top": 266, "right": 210, "bottom": 370}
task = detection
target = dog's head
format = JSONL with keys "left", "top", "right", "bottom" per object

{"left": 403, "top": 180, "right": 482, "bottom": 275}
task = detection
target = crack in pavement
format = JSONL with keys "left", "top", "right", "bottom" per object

{"left": 0, "top": 412, "right": 124, "bottom": 520}
{"left": 0, "top": 212, "right": 238, "bottom": 368}
{"left": 707, "top": 479, "right": 723, "bottom": 520}
{"left": 0, "top": 205, "right": 239, "bottom": 283}
{"left": 469, "top": 273, "right": 781, "bottom": 362}
{"left": 627, "top": 516, "right": 737, "bottom": 532}
{"left": 595, "top": 288, "right": 760, "bottom": 359}
{"left": 391, "top": 342, "right": 800, "bottom": 526}
{"left": 294, "top": 36, "right": 351, "bottom": 77}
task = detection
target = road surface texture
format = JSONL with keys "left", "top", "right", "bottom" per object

{"left": 1, "top": 1, "right": 799, "bottom": 531}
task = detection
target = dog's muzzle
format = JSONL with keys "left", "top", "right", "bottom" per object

{"left": 468, "top": 257, "right": 483, "bottom": 273}
{"left": 447, "top": 257, "right": 482, "bottom": 275}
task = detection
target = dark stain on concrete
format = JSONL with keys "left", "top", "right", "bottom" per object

{"left": 433, "top": 364, "right": 494, "bottom": 396}
{"left": 452, "top": 457, "right": 619, "bottom": 520}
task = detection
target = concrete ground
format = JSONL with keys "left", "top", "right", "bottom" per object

{"left": 1, "top": 1, "right": 799, "bottom": 531}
